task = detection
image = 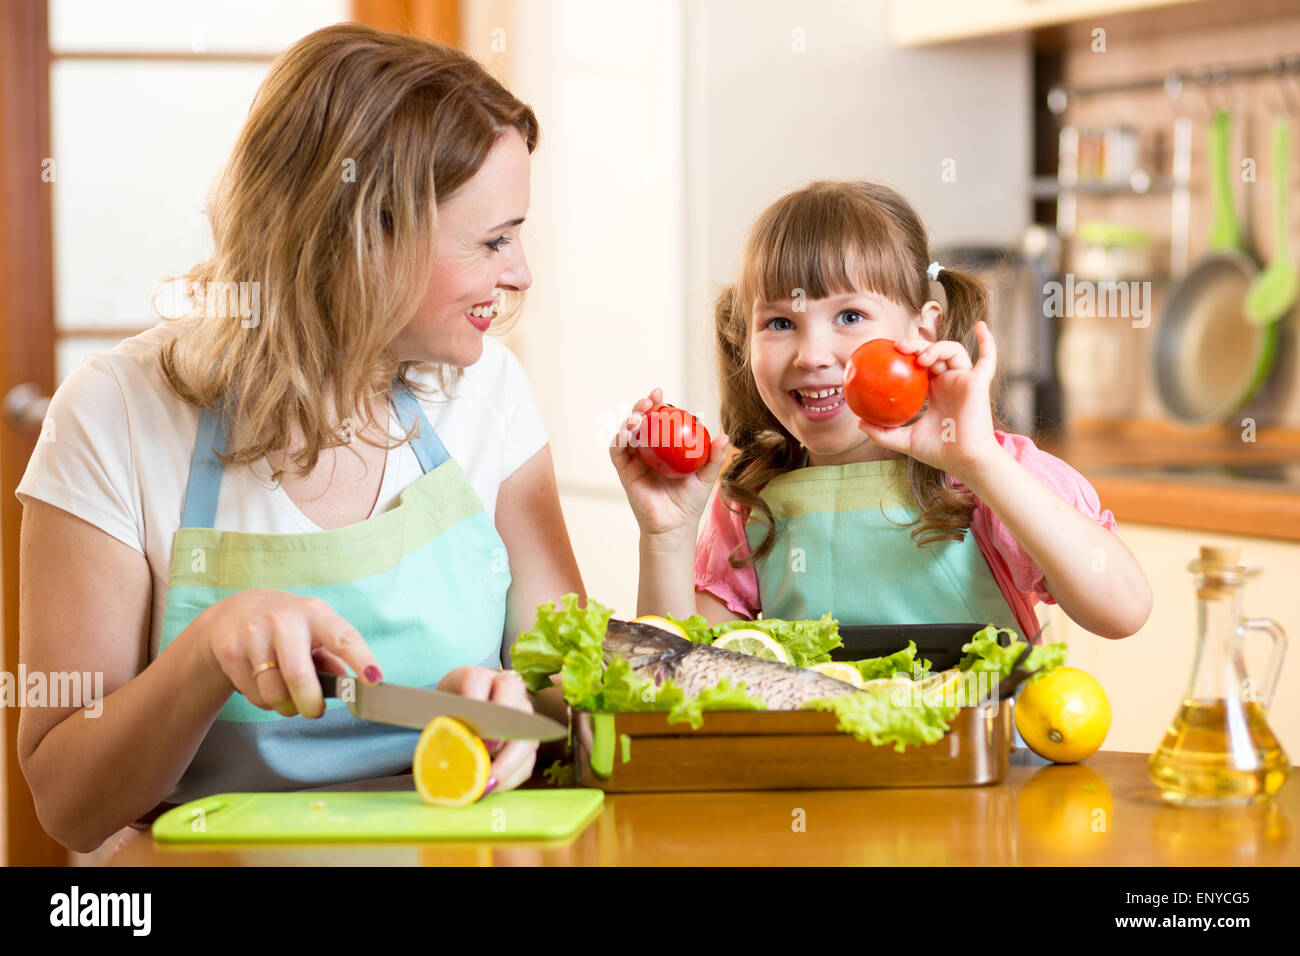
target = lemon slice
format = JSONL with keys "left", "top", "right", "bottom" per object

{"left": 860, "top": 674, "right": 916, "bottom": 692}
{"left": 808, "top": 661, "right": 866, "bottom": 688}
{"left": 713, "top": 628, "right": 790, "bottom": 664}
{"left": 917, "top": 668, "right": 968, "bottom": 705}
{"left": 631, "top": 615, "right": 690, "bottom": 640}
{"left": 413, "top": 716, "right": 491, "bottom": 808}
{"left": 918, "top": 668, "right": 964, "bottom": 692}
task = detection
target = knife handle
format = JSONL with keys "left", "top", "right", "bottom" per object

{"left": 316, "top": 669, "right": 348, "bottom": 700}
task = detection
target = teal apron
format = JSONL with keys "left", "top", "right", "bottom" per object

{"left": 155, "top": 380, "right": 511, "bottom": 804}
{"left": 745, "top": 457, "right": 1028, "bottom": 746}
{"left": 745, "top": 458, "right": 1022, "bottom": 633}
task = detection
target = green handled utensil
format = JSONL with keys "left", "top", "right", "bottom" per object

{"left": 1209, "top": 108, "right": 1245, "bottom": 252}
{"left": 1245, "top": 117, "right": 1299, "bottom": 325}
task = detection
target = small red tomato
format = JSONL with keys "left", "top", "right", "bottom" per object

{"left": 634, "top": 403, "right": 712, "bottom": 476}
{"left": 842, "top": 339, "right": 929, "bottom": 427}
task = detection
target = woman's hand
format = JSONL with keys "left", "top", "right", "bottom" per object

{"left": 194, "top": 588, "right": 383, "bottom": 719}
{"left": 435, "top": 666, "right": 537, "bottom": 793}
{"left": 856, "top": 321, "right": 1002, "bottom": 480}
{"left": 609, "top": 387, "right": 730, "bottom": 540}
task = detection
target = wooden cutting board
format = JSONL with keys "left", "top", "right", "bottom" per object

{"left": 152, "top": 789, "right": 604, "bottom": 843}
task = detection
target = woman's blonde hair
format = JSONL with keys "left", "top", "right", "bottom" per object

{"left": 715, "top": 180, "right": 1010, "bottom": 566}
{"left": 158, "top": 23, "right": 538, "bottom": 479}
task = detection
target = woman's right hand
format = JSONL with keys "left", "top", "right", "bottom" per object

{"left": 192, "top": 589, "right": 383, "bottom": 719}
{"left": 609, "top": 387, "right": 729, "bottom": 539}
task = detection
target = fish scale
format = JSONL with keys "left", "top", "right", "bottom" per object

{"left": 602, "top": 619, "right": 859, "bottom": 709}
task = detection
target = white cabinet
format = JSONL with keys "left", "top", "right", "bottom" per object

{"left": 888, "top": 0, "right": 1204, "bottom": 47}
{"left": 1045, "top": 522, "right": 1300, "bottom": 761}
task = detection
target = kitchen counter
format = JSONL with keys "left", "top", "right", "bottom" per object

{"left": 1040, "top": 426, "right": 1300, "bottom": 541}
{"left": 109, "top": 750, "right": 1297, "bottom": 866}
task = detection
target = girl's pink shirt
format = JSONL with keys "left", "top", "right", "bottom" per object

{"left": 693, "top": 430, "right": 1118, "bottom": 640}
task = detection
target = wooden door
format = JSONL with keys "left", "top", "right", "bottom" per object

{"left": 0, "top": 0, "right": 459, "bottom": 867}
{"left": 1, "top": 0, "right": 61, "bottom": 868}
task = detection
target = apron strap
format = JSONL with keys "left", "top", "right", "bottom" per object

{"left": 180, "top": 380, "right": 449, "bottom": 530}
{"left": 179, "top": 405, "right": 229, "bottom": 530}
{"left": 391, "top": 381, "right": 451, "bottom": 472}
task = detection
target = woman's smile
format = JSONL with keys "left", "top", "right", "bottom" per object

{"left": 464, "top": 296, "right": 500, "bottom": 332}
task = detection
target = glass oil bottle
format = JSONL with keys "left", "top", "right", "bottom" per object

{"left": 1149, "top": 546, "right": 1289, "bottom": 806}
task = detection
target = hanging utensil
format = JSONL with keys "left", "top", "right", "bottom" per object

{"left": 1245, "top": 118, "right": 1299, "bottom": 324}
{"left": 1154, "top": 107, "right": 1279, "bottom": 424}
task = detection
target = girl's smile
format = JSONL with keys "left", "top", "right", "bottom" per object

{"left": 790, "top": 383, "right": 846, "bottom": 420}
{"left": 751, "top": 289, "right": 936, "bottom": 466}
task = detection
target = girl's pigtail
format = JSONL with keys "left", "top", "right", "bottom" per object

{"left": 713, "top": 285, "right": 800, "bottom": 568}
{"left": 904, "top": 265, "right": 1013, "bottom": 548}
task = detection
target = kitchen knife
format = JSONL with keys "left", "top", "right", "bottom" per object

{"left": 316, "top": 670, "right": 568, "bottom": 741}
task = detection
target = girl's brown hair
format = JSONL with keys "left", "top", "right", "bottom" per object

{"left": 716, "top": 180, "right": 1010, "bottom": 567}
{"left": 158, "top": 23, "right": 538, "bottom": 479}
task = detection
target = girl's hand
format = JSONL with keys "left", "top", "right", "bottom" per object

{"left": 195, "top": 588, "right": 383, "bottom": 719}
{"left": 857, "top": 321, "right": 1002, "bottom": 479}
{"left": 609, "top": 387, "right": 730, "bottom": 539}
{"left": 435, "top": 666, "right": 537, "bottom": 794}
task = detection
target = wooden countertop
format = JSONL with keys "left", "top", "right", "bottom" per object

{"left": 110, "top": 750, "right": 1298, "bottom": 866}
{"left": 1040, "top": 424, "right": 1300, "bottom": 542}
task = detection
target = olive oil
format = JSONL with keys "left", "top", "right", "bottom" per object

{"left": 1148, "top": 546, "right": 1289, "bottom": 807}
{"left": 1149, "top": 699, "right": 1289, "bottom": 806}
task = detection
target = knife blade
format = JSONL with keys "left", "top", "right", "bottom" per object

{"left": 316, "top": 670, "right": 568, "bottom": 741}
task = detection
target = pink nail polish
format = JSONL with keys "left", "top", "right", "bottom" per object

{"left": 364, "top": 666, "right": 382, "bottom": 683}
{"left": 483, "top": 775, "right": 498, "bottom": 796}
{"left": 484, "top": 739, "right": 501, "bottom": 750}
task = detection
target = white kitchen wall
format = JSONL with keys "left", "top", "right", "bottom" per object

{"left": 484, "top": 0, "right": 1032, "bottom": 618}
{"left": 683, "top": 0, "right": 1033, "bottom": 425}
{"left": 471, "top": 0, "right": 689, "bottom": 616}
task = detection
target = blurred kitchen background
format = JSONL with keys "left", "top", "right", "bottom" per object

{"left": 3, "top": 0, "right": 1300, "bottom": 863}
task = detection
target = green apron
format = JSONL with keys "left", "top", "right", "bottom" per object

{"left": 156, "top": 380, "right": 511, "bottom": 804}
{"left": 744, "top": 458, "right": 1021, "bottom": 635}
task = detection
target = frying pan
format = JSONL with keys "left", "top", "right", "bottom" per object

{"left": 1155, "top": 109, "right": 1281, "bottom": 424}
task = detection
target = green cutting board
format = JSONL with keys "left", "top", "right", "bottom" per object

{"left": 153, "top": 789, "right": 604, "bottom": 843}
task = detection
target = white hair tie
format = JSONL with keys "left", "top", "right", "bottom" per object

{"left": 927, "top": 261, "right": 944, "bottom": 281}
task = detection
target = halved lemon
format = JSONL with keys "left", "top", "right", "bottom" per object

{"left": 713, "top": 628, "right": 790, "bottom": 664}
{"left": 413, "top": 716, "right": 491, "bottom": 808}
{"left": 631, "top": 615, "right": 691, "bottom": 639}
{"left": 808, "top": 661, "right": 866, "bottom": 688}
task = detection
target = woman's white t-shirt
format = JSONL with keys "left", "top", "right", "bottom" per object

{"left": 15, "top": 322, "right": 549, "bottom": 658}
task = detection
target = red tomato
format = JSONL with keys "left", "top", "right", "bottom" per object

{"left": 634, "top": 404, "right": 712, "bottom": 476}
{"left": 842, "top": 339, "right": 929, "bottom": 427}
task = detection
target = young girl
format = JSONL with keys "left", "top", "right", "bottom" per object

{"left": 610, "top": 181, "right": 1151, "bottom": 643}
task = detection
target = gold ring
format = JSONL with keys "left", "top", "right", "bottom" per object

{"left": 252, "top": 660, "right": 280, "bottom": 677}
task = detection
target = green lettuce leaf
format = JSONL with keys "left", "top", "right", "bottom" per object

{"left": 542, "top": 760, "right": 576, "bottom": 787}
{"left": 665, "top": 613, "right": 713, "bottom": 643}
{"left": 958, "top": 624, "right": 1068, "bottom": 682}
{"left": 510, "top": 594, "right": 612, "bottom": 699}
{"left": 665, "top": 678, "right": 766, "bottom": 729}
{"left": 802, "top": 684, "right": 958, "bottom": 752}
{"left": 848, "top": 640, "right": 931, "bottom": 681}
{"left": 706, "top": 613, "right": 842, "bottom": 667}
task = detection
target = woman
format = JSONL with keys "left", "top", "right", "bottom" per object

{"left": 15, "top": 23, "right": 582, "bottom": 854}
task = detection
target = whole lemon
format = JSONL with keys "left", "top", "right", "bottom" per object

{"left": 1014, "top": 667, "right": 1111, "bottom": 764}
